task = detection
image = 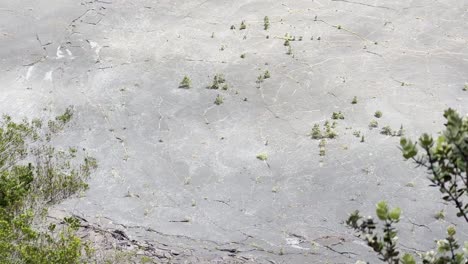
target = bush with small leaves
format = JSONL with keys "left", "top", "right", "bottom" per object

{"left": 369, "top": 120, "right": 379, "bottom": 129}
{"left": 0, "top": 109, "right": 97, "bottom": 263}
{"left": 348, "top": 108, "right": 468, "bottom": 264}
{"left": 381, "top": 125, "right": 393, "bottom": 135}
{"left": 179, "top": 76, "right": 191, "bottom": 89}
{"left": 331, "top": 111, "right": 345, "bottom": 120}
{"left": 208, "top": 74, "right": 226, "bottom": 89}
{"left": 375, "top": 110, "right": 383, "bottom": 118}
{"left": 400, "top": 108, "right": 467, "bottom": 221}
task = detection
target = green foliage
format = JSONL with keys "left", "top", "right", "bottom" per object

{"left": 208, "top": 74, "right": 226, "bottom": 89}
{"left": 309, "top": 121, "right": 338, "bottom": 140}
{"left": 240, "top": 53, "right": 246, "bottom": 59}
{"left": 400, "top": 108, "right": 467, "bottom": 221}
{"left": 0, "top": 109, "right": 97, "bottom": 263}
{"left": 264, "top": 16, "right": 270, "bottom": 30}
{"left": 240, "top": 20, "right": 246, "bottom": 30}
{"left": 214, "top": 95, "right": 224, "bottom": 105}
{"left": 332, "top": 111, "right": 345, "bottom": 120}
{"left": 348, "top": 108, "right": 468, "bottom": 264}
{"left": 369, "top": 119, "right": 379, "bottom": 129}
{"left": 179, "top": 76, "right": 191, "bottom": 89}
{"left": 256, "top": 153, "right": 268, "bottom": 161}
{"left": 375, "top": 110, "right": 383, "bottom": 118}
{"left": 352, "top": 96, "right": 358, "bottom": 104}
{"left": 263, "top": 70, "right": 271, "bottom": 79}
{"left": 381, "top": 125, "right": 393, "bottom": 135}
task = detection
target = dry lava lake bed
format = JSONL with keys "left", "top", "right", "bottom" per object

{"left": 1, "top": 0, "right": 467, "bottom": 263}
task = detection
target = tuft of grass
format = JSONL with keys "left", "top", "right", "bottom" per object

{"left": 179, "top": 76, "right": 191, "bottom": 89}
{"left": 256, "top": 153, "right": 268, "bottom": 161}
{"left": 331, "top": 111, "right": 345, "bottom": 120}
{"left": 208, "top": 74, "right": 226, "bottom": 89}
{"left": 369, "top": 120, "right": 378, "bottom": 129}
{"left": 434, "top": 210, "right": 445, "bottom": 220}
{"left": 214, "top": 94, "right": 224, "bottom": 105}
{"left": 263, "top": 70, "right": 271, "bottom": 79}
{"left": 240, "top": 20, "right": 246, "bottom": 30}
{"left": 256, "top": 75, "right": 264, "bottom": 84}
{"left": 381, "top": 125, "right": 393, "bottom": 135}
{"left": 374, "top": 110, "right": 382, "bottom": 118}
{"left": 351, "top": 96, "right": 358, "bottom": 104}
{"left": 264, "top": 16, "right": 270, "bottom": 30}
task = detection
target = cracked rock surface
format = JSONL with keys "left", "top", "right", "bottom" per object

{"left": 1, "top": 0, "right": 467, "bottom": 263}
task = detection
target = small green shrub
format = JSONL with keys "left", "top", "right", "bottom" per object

{"left": 208, "top": 74, "right": 226, "bottom": 89}
{"left": 369, "top": 120, "right": 379, "bottom": 129}
{"left": 240, "top": 53, "right": 246, "bottom": 59}
{"left": 256, "top": 153, "right": 268, "bottom": 161}
{"left": 351, "top": 96, "right": 358, "bottom": 104}
{"left": 179, "top": 76, "right": 191, "bottom": 89}
{"left": 375, "top": 110, "right": 383, "bottom": 118}
{"left": 263, "top": 70, "right": 271, "bottom": 79}
{"left": 381, "top": 125, "right": 393, "bottom": 135}
{"left": 331, "top": 111, "right": 345, "bottom": 120}
{"left": 214, "top": 95, "right": 224, "bottom": 105}
{"left": 240, "top": 21, "right": 246, "bottom": 30}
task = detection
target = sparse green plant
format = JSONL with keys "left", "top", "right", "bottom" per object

{"left": 353, "top": 130, "right": 361, "bottom": 137}
{"left": 214, "top": 94, "right": 224, "bottom": 105}
{"left": 256, "top": 153, "right": 268, "bottom": 161}
{"left": 310, "top": 121, "right": 338, "bottom": 140}
{"left": 351, "top": 96, "right": 358, "bottom": 104}
{"left": 264, "top": 70, "right": 271, "bottom": 79}
{"left": 381, "top": 125, "right": 393, "bottom": 135}
{"left": 375, "top": 110, "right": 383, "bottom": 118}
{"left": 369, "top": 119, "right": 379, "bottom": 129}
{"left": 337, "top": 25, "right": 342, "bottom": 29}
{"left": 310, "top": 124, "right": 323, "bottom": 139}
{"left": 240, "top": 53, "right": 246, "bottom": 59}
{"left": 331, "top": 111, "right": 345, "bottom": 120}
{"left": 240, "top": 20, "right": 246, "bottom": 30}
{"left": 179, "top": 75, "right": 191, "bottom": 89}
{"left": 463, "top": 83, "right": 467, "bottom": 91}
{"left": 256, "top": 75, "right": 264, "bottom": 84}
{"left": 264, "top": 16, "right": 270, "bottom": 30}
{"left": 208, "top": 74, "right": 226, "bottom": 89}
{"left": 222, "top": 84, "right": 228, "bottom": 90}
{"left": 284, "top": 39, "right": 290, "bottom": 46}
{"left": 434, "top": 210, "right": 445, "bottom": 220}
{"left": 319, "top": 139, "right": 326, "bottom": 156}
